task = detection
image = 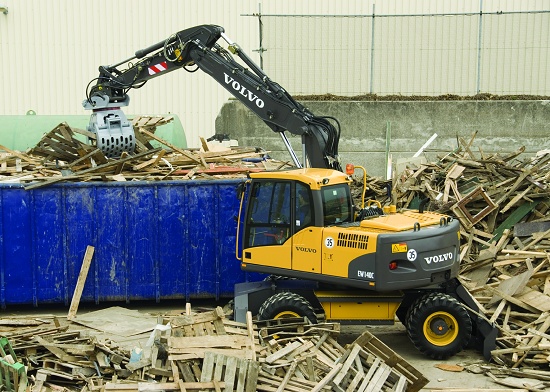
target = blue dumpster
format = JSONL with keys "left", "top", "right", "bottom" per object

{"left": 0, "top": 179, "right": 259, "bottom": 307}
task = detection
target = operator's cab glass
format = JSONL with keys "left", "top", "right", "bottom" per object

{"left": 295, "top": 182, "right": 313, "bottom": 230}
{"left": 245, "top": 181, "right": 291, "bottom": 247}
{"left": 321, "top": 184, "right": 352, "bottom": 225}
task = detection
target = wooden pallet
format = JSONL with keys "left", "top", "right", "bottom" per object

{"left": 320, "top": 343, "right": 409, "bottom": 392}
{"left": 257, "top": 318, "right": 340, "bottom": 343}
{"left": 169, "top": 307, "right": 230, "bottom": 337}
{"left": 0, "top": 337, "right": 28, "bottom": 392}
{"left": 104, "top": 380, "right": 227, "bottom": 392}
{"left": 199, "top": 352, "right": 259, "bottom": 392}
{"left": 29, "top": 122, "right": 89, "bottom": 161}
{"left": 349, "top": 330, "right": 429, "bottom": 392}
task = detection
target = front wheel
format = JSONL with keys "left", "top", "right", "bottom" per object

{"left": 257, "top": 292, "right": 317, "bottom": 324}
{"left": 406, "top": 293, "right": 472, "bottom": 359}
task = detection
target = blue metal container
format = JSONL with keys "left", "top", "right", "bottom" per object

{"left": 0, "top": 179, "right": 259, "bottom": 307}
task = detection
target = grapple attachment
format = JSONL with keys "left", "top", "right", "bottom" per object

{"left": 83, "top": 94, "right": 136, "bottom": 157}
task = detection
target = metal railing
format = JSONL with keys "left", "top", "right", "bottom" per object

{"left": 243, "top": 7, "right": 550, "bottom": 97}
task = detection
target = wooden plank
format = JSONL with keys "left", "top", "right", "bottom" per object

{"left": 235, "top": 358, "right": 249, "bottom": 392}
{"left": 364, "top": 364, "right": 392, "bottom": 392}
{"left": 392, "top": 375, "right": 408, "bottom": 392}
{"left": 333, "top": 344, "right": 362, "bottom": 385}
{"left": 139, "top": 129, "right": 201, "bottom": 164}
{"left": 490, "top": 299, "right": 508, "bottom": 324}
{"left": 104, "top": 381, "right": 226, "bottom": 391}
{"left": 521, "top": 228, "right": 550, "bottom": 251}
{"left": 223, "top": 356, "right": 238, "bottom": 392}
{"left": 487, "top": 268, "right": 533, "bottom": 307}
{"left": 200, "top": 352, "right": 216, "bottom": 382}
{"left": 357, "top": 357, "right": 381, "bottom": 392}
{"left": 67, "top": 245, "right": 95, "bottom": 321}
{"left": 245, "top": 360, "right": 260, "bottom": 392}
{"left": 515, "top": 288, "right": 550, "bottom": 312}
{"left": 265, "top": 341, "right": 302, "bottom": 364}
{"left": 485, "top": 286, "right": 540, "bottom": 314}
{"left": 177, "top": 362, "right": 197, "bottom": 383}
{"left": 246, "top": 311, "right": 256, "bottom": 362}
{"left": 276, "top": 360, "right": 297, "bottom": 392}
{"left": 33, "top": 336, "right": 79, "bottom": 362}
{"left": 311, "top": 363, "right": 343, "bottom": 392}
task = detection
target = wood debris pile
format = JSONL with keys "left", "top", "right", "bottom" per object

{"left": 5, "top": 306, "right": 427, "bottom": 392}
{"left": 0, "top": 117, "right": 292, "bottom": 189}
{"left": 353, "top": 132, "right": 550, "bottom": 371}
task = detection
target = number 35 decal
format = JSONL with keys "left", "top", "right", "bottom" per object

{"left": 325, "top": 236, "right": 335, "bottom": 249}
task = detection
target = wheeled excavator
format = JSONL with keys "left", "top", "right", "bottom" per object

{"left": 83, "top": 24, "right": 496, "bottom": 360}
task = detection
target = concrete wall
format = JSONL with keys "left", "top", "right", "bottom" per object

{"left": 215, "top": 100, "right": 550, "bottom": 178}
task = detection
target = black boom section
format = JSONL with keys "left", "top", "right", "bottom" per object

{"left": 86, "top": 24, "right": 340, "bottom": 170}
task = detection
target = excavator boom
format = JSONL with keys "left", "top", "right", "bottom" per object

{"left": 83, "top": 25, "right": 341, "bottom": 170}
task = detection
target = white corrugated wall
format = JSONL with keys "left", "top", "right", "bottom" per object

{"left": 1, "top": 0, "right": 549, "bottom": 148}
{"left": 0, "top": 0, "right": 259, "bottom": 148}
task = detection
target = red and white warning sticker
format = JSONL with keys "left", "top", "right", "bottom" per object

{"left": 148, "top": 61, "right": 168, "bottom": 75}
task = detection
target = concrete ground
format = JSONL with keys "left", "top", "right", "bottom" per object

{"left": 4, "top": 300, "right": 534, "bottom": 391}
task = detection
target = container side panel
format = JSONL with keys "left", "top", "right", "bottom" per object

{"left": 157, "top": 185, "right": 187, "bottom": 298}
{"left": 94, "top": 187, "right": 128, "bottom": 301}
{"left": 126, "top": 186, "right": 157, "bottom": 300}
{"left": 187, "top": 184, "right": 218, "bottom": 297}
{"left": 65, "top": 187, "right": 97, "bottom": 303}
{"left": 33, "top": 188, "right": 66, "bottom": 303}
{"left": 1, "top": 188, "right": 33, "bottom": 305}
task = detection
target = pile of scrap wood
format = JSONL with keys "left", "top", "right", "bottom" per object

{"left": 352, "top": 131, "right": 550, "bottom": 371}
{"left": 379, "top": 131, "right": 549, "bottom": 262}
{"left": 5, "top": 306, "right": 428, "bottom": 392}
{"left": 0, "top": 117, "right": 292, "bottom": 189}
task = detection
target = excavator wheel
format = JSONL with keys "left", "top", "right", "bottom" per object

{"left": 406, "top": 293, "right": 472, "bottom": 360}
{"left": 258, "top": 292, "right": 318, "bottom": 324}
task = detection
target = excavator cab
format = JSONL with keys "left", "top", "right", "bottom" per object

{"left": 238, "top": 168, "right": 353, "bottom": 273}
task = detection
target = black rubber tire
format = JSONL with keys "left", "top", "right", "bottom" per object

{"left": 406, "top": 293, "right": 472, "bottom": 360}
{"left": 257, "top": 292, "right": 318, "bottom": 324}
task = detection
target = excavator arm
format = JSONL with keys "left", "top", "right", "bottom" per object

{"left": 84, "top": 25, "right": 341, "bottom": 170}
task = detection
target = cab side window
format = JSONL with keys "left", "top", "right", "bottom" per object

{"left": 295, "top": 183, "right": 313, "bottom": 230}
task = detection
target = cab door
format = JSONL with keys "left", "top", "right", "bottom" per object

{"left": 242, "top": 180, "right": 292, "bottom": 270}
{"left": 291, "top": 183, "right": 322, "bottom": 274}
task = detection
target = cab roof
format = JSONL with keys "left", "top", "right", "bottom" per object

{"left": 249, "top": 168, "right": 350, "bottom": 190}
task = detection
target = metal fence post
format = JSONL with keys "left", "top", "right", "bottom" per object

{"left": 476, "top": 0, "right": 484, "bottom": 94}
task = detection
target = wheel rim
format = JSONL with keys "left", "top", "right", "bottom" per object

{"left": 423, "top": 311, "right": 458, "bottom": 346}
{"left": 273, "top": 310, "right": 300, "bottom": 319}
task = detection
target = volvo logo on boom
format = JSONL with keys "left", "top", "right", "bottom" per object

{"left": 223, "top": 73, "right": 265, "bottom": 108}
{"left": 424, "top": 252, "right": 454, "bottom": 264}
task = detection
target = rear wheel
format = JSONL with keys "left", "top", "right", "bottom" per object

{"left": 406, "top": 293, "right": 472, "bottom": 359}
{"left": 258, "top": 292, "right": 317, "bottom": 324}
